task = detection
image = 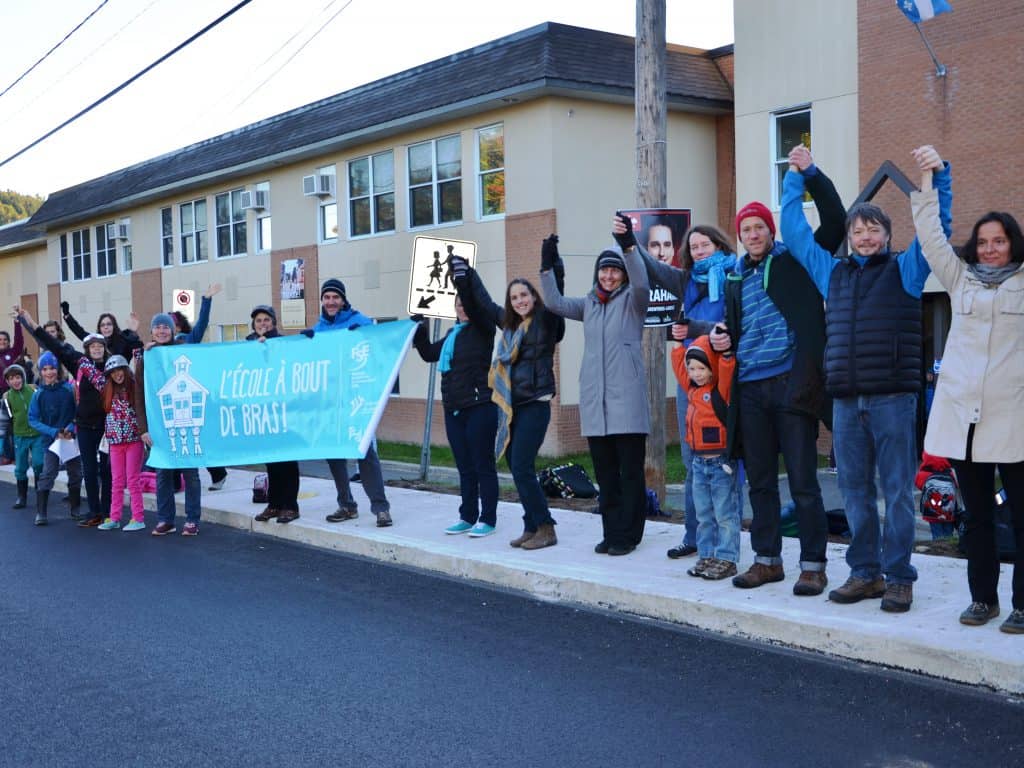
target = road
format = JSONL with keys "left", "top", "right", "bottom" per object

{"left": 1, "top": 482, "right": 1021, "bottom": 768}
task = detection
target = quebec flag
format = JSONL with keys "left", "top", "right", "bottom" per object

{"left": 897, "top": 0, "right": 952, "bottom": 23}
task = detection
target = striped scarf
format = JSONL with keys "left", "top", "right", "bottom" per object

{"left": 488, "top": 316, "right": 532, "bottom": 460}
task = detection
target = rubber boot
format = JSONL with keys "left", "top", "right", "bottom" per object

{"left": 67, "top": 485, "right": 82, "bottom": 520}
{"left": 34, "top": 490, "right": 49, "bottom": 526}
{"left": 13, "top": 479, "right": 28, "bottom": 509}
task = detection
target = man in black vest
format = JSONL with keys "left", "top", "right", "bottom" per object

{"left": 779, "top": 144, "right": 951, "bottom": 612}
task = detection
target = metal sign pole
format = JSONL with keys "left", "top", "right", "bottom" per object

{"left": 419, "top": 317, "right": 441, "bottom": 480}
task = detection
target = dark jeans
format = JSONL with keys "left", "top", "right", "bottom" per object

{"left": 740, "top": 373, "right": 827, "bottom": 569}
{"left": 446, "top": 402, "right": 499, "bottom": 526}
{"left": 951, "top": 454, "right": 1024, "bottom": 611}
{"left": 77, "top": 424, "right": 111, "bottom": 519}
{"left": 506, "top": 400, "right": 554, "bottom": 532}
{"left": 588, "top": 433, "right": 647, "bottom": 547}
{"left": 267, "top": 461, "right": 300, "bottom": 510}
{"left": 208, "top": 466, "right": 228, "bottom": 483}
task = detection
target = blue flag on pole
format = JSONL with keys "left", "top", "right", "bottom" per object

{"left": 897, "top": 0, "right": 952, "bottom": 23}
{"left": 142, "top": 320, "right": 416, "bottom": 468}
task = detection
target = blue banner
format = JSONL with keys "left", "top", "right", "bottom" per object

{"left": 143, "top": 321, "right": 416, "bottom": 468}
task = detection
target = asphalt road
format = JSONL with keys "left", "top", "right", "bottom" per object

{"left": 1, "top": 483, "right": 1021, "bottom": 768}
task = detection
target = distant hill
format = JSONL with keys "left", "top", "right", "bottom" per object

{"left": 0, "top": 190, "right": 45, "bottom": 225}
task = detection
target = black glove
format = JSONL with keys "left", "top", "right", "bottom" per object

{"left": 613, "top": 213, "right": 636, "bottom": 250}
{"left": 540, "top": 234, "right": 560, "bottom": 272}
{"left": 450, "top": 256, "right": 470, "bottom": 284}
{"left": 409, "top": 314, "right": 425, "bottom": 324}
{"left": 300, "top": 329, "right": 315, "bottom": 339}
{"left": 60, "top": 301, "right": 70, "bottom": 315}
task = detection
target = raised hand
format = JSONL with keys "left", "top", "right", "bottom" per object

{"left": 788, "top": 145, "right": 813, "bottom": 172}
{"left": 203, "top": 283, "right": 223, "bottom": 299}
{"left": 540, "top": 234, "right": 560, "bottom": 272}
{"left": 612, "top": 214, "right": 636, "bottom": 250}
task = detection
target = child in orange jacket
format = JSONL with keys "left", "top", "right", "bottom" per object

{"left": 671, "top": 335, "right": 740, "bottom": 580}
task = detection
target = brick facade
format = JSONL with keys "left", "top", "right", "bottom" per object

{"left": 130, "top": 268, "right": 163, "bottom": 343}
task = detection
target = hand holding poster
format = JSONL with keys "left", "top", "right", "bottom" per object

{"left": 618, "top": 208, "right": 692, "bottom": 326}
{"left": 143, "top": 321, "right": 416, "bottom": 468}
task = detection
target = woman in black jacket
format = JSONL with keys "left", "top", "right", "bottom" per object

{"left": 60, "top": 302, "right": 143, "bottom": 362}
{"left": 247, "top": 306, "right": 301, "bottom": 525}
{"left": 412, "top": 262, "right": 499, "bottom": 537}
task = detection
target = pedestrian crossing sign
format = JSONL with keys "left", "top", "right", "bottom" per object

{"left": 407, "top": 236, "right": 477, "bottom": 319}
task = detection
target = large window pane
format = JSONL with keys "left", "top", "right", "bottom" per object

{"left": 481, "top": 170, "right": 505, "bottom": 217}
{"left": 439, "top": 181, "right": 462, "bottom": 224}
{"left": 373, "top": 152, "right": 393, "bottom": 193}
{"left": 408, "top": 143, "right": 433, "bottom": 185}
{"left": 436, "top": 136, "right": 460, "bottom": 180}
{"left": 410, "top": 187, "right": 433, "bottom": 228}
{"left": 375, "top": 193, "right": 395, "bottom": 232}
{"left": 478, "top": 125, "right": 503, "bottom": 171}
{"left": 216, "top": 194, "right": 230, "bottom": 226}
{"left": 349, "top": 158, "right": 370, "bottom": 198}
{"left": 350, "top": 198, "right": 371, "bottom": 236}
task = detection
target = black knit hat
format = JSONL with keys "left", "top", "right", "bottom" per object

{"left": 684, "top": 345, "right": 711, "bottom": 370}
{"left": 250, "top": 304, "right": 277, "bottom": 329}
{"left": 320, "top": 278, "right": 347, "bottom": 300}
{"left": 596, "top": 250, "right": 626, "bottom": 272}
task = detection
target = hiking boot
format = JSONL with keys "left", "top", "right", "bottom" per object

{"left": 732, "top": 562, "right": 785, "bottom": 589}
{"left": 520, "top": 523, "right": 557, "bottom": 550}
{"left": 701, "top": 559, "right": 738, "bottom": 581}
{"left": 326, "top": 508, "right": 358, "bottom": 523}
{"left": 510, "top": 529, "right": 535, "bottom": 548}
{"left": 959, "top": 601, "right": 999, "bottom": 626}
{"left": 881, "top": 582, "right": 913, "bottom": 613}
{"left": 828, "top": 576, "right": 886, "bottom": 604}
{"left": 375, "top": 510, "right": 393, "bottom": 528}
{"left": 34, "top": 490, "right": 49, "bottom": 526}
{"left": 999, "top": 609, "right": 1024, "bottom": 634}
{"left": 254, "top": 506, "right": 280, "bottom": 522}
{"left": 689, "top": 557, "right": 715, "bottom": 577}
{"left": 151, "top": 522, "right": 176, "bottom": 536}
{"left": 793, "top": 570, "right": 828, "bottom": 596}
{"left": 276, "top": 509, "right": 300, "bottom": 524}
{"left": 667, "top": 544, "right": 698, "bottom": 560}
{"left": 13, "top": 479, "right": 28, "bottom": 509}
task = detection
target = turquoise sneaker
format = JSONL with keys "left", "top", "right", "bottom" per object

{"left": 123, "top": 520, "right": 146, "bottom": 532}
{"left": 467, "top": 522, "right": 496, "bottom": 538}
{"left": 98, "top": 518, "right": 121, "bottom": 531}
{"left": 445, "top": 520, "right": 473, "bottom": 535}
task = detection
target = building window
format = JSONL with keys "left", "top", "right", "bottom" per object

{"left": 180, "top": 198, "right": 208, "bottom": 263}
{"left": 119, "top": 217, "right": 132, "bottom": 273}
{"left": 772, "top": 106, "right": 811, "bottom": 207}
{"left": 477, "top": 124, "right": 504, "bottom": 217}
{"left": 59, "top": 234, "right": 68, "bottom": 282}
{"left": 318, "top": 164, "right": 338, "bottom": 242}
{"left": 215, "top": 188, "right": 247, "bottom": 258}
{"left": 122, "top": 244, "right": 133, "bottom": 273}
{"left": 95, "top": 223, "right": 117, "bottom": 277}
{"left": 219, "top": 323, "right": 249, "bottom": 341}
{"left": 161, "top": 207, "right": 174, "bottom": 267}
{"left": 408, "top": 135, "right": 461, "bottom": 228}
{"left": 61, "top": 228, "right": 92, "bottom": 281}
{"left": 348, "top": 150, "right": 395, "bottom": 236}
{"left": 255, "top": 181, "right": 272, "bottom": 252}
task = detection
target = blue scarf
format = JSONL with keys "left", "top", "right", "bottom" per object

{"left": 438, "top": 322, "right": 466, "bottom": 373}
{"left": 690, "top": 251, "right": 734, "bottom": 303}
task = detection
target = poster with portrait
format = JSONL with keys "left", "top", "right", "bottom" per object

{"left": 618, "top": 208, "right": 692, "bottom": 326}
{"left": 280, "top": 258, "right": 306, "bottom": 328}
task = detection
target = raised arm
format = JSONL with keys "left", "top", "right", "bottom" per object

{"left": 9, "top": 318, "right": 24, "bottom": 360}
{"left": 17, "top": 308, "right": 82, "bottom": 373}
{"left": 899, "top": 145, "right": 952, "bottom": 294}
{"left": 61, "top": 301, "right": 89, "bottom": 341}
{"left": 451, "top": 257, "right": 496, "bottom": 334}
{"left": 462, "top": 266, "right": 505, "bottom": 328}
{"left": 539, "top": 235, "right": 585, "bottom": 321}
{"left": 779, "top": 147, "right": 837, "bottom": 298}
{"left": 184, "top": 284, "right": 219, "bottom": 344}
{"left": 910, "top": 174, "right": 961, "bottom": 292}
{"left": 802, "top": 156, "right": 847, "bottom": 255}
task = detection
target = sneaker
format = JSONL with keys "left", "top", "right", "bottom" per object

{"left": 326, "top": 508, "right": 358, "bottom": 523}
{"left": 702, "top": 559, "right": 738, "bottom": 581}
{"left": 467, "top": 523, "right": 496, "bottom": 538}
{"left": 208, "top": 477, "right": 226, "bottom": 491}
{"left": 445, "top": 520, "right": 473, "bottom": 535}
{"left": 375, "top": 510, "right": 393, "bottom": 528}
{"left": 687, "top": 557, "right": 713, "bottom": 577}
{"left": 881, "top": 582, "right": 913, "bottom": 613}
{"left": 733, "top": 562, "right": 785, "bottom": 589}
{"left": 667, "top": 544, "right": 698, "bottom": 560}
{"left": 123, "top": 520, "right": 146, "bottom": 532}
{"left": 182, "top": 522, "right": 199, "bottom": 537}
{"left": 960, "top": 601, "right": 1000, "bottom": 626}
{"left": 829, "top": 576, "right": 886, "bottom": 604}
{"left": 151, "top": 522, "right": 176, "bottom": 536}
{"left": 98, "top": 518, "right": 121, "bottom": 530}
{"left": 999, "top": 609, "right": 1024, "bottom": 634}
{"left": 793, "top": 570, "right": 828, "bottom": 596}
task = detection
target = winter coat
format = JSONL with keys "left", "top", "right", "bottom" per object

{"left": 541, "top": 244, "right": 651, "bottom": 436}
{"left": 3, "top": 385, "right": 38, "bottom": 438}
{"left": 103, "top": 384, "right": 142, "bottom": 445}
{"left": 62, "top": 310, "right": 143, "bottom": 360}
{"left": 29, "top": 322, "right": 107, "bottom": 430}
{"left": 28, "top": 381, "right": 76, "bottom": 439}
{"left": 911, "top": 187, "right": 1024, "bottom": 462}
{"left": 0, "top": 322, "right": 25, "bottom": 395}
{"left": 671, "top": 336, "right": 735, "bottom": 453}
{"left": 311, "top": 306, "right": 373, "bottom": 333}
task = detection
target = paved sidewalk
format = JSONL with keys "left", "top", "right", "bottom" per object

{"left": 4, "top": 465, "right": 1020, "bottom": 694}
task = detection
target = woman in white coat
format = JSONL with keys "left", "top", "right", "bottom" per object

{"left": 911, "top": 150, "right": 1024, "bottom": 633}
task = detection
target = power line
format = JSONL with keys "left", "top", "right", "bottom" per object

{"left": 0, "top": 0, "right": 255, "bottom": 171}
{"left": 0, "top": 0, "right": 111, "bottom": 101}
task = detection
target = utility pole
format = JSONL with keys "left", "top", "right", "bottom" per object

{"left": 635, "top": 0, "right": 667, "bottom": 499}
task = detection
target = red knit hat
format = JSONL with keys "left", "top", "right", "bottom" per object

{"left": 735, "top": 201, "right": 776, "bottom": 238}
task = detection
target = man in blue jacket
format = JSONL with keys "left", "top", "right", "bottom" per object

{"left": 780, "top": 144, "right": 951, "bottom": 612}
{"left": 28, "top": 351, "right": 82, "bottom": 526}
{"left": 311, "top": 278, "right": 393, "bottom": 527}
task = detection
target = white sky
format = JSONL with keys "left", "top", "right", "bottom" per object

{"left": 0, "top": 0, "right": 733, "bottom": 197}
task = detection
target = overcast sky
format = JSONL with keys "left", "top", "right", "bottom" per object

{"left": 0, "top": 0, "right": 733, "bottom": 197}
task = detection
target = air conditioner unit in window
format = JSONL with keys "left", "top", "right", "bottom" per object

{"left": 302, "top": 175, "right": 318, "bottom": 196}
{"left": 253, "top": 190, "right": 269, "bottom": 210}
{"left": 317, "top": 174, "right": 335, "bottom": 197}
{"left": 117, "top": 223, "right": 130, "bottom": 240}
{"left": 105, "top": 223, "right": 118, "bottom": 241}
{"left": 303, "top": 174, "right": 334, "bottom": 198}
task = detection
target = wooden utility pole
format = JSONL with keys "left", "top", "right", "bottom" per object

{"left": 635, "top": 0, "right": 667, "bottom": 499}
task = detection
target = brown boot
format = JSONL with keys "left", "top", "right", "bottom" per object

{"left": 732, "top": 562, "right": 785, "bottom": 589}
{"left": 793, "top": 570, "right": 828, "bottom": 596}
{"left": 276, "top": 509, "right": 300, "bottom": 524}
{"left": 509, "top": 528, "right": 535, "bottom": 548}
{"left": 254, "top": 506, "right": 280, "bottom": 522}
{"left": 828, "top": 575, "right": 885, "bottom": 604}
{"left": 520, "top": 523, "right": 557, "bottom": 550}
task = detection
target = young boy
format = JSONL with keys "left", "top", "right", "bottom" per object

{"left": 27, "top": 352, "right": 83, "bottom": 526}
{"left": 3, "top": 364, "right": 42, "bottom": 509}
{"left": 671, "top": 335, "right": 740, "bottom": 580}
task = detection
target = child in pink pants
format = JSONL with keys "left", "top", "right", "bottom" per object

{"left": 98, "top": 356, "right": 145, "bottom": 531}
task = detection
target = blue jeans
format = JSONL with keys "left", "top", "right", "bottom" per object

{"left": 446, "top": 402, "right": 499, "bottom": 526}
{"left": 691, "top": 454, "right": 741, "bottom": 563}
{"left": 833, "top": 393, "right": 918, "bottom": 584}
{"left": 156, "top": 468, "right": 201, "bottom": 525}
{"left": 675, "top": 387, "right": 696, "bottom": 548}
{"left": 327, "top": 442, "right": 390, "bottom": 514}
{"left": 507, "top": 400, "right": 554, "bottom": 532}
{"left": 13, "top": 434, "right": 45, "bottom": 482}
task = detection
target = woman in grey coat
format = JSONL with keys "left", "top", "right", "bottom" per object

{"left": 541, "top": 216, "right": 650, "bottom": 555}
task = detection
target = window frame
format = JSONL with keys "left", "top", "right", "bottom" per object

{"left": 161, "top": 207, "right": 174, "bottom": 268}
{"left": 179, "top": 197, "right": 209, "bottom": 265}
{"left": 475, "top": 123, "right": 505, "bottom": 220}
{"left": 347, "top": 150, "right": 396, "bottom": 238}
{"left": 94, "top": 222, "right": 117, "bottom": 278}
{"left": 770, "top": 105, "right": 812, "bottom": 209}
{"left": 255, "top": 181, "right": 272, "bottom": 253}
{"left": 407, "top": 134, "right": 462, "bottom": 229}
{"left": 120, "top": 217, "right": 133, "bottom": 273}
{"left": 62, "top": 227, "right": 92, "bottom": 282}
{"left": 317, "top": 164, "right": 339, "bottom": 244}
{"left": 215, "top": 188, "right": 247, "bottom": 259}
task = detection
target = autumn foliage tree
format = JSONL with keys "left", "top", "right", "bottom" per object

{"left": 0, "top": 190, "right": 45, "bottom": 225}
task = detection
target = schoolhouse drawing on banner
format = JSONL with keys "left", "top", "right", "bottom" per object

{"left": 156, "top": 355, "right": 210, "bottom": 456}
